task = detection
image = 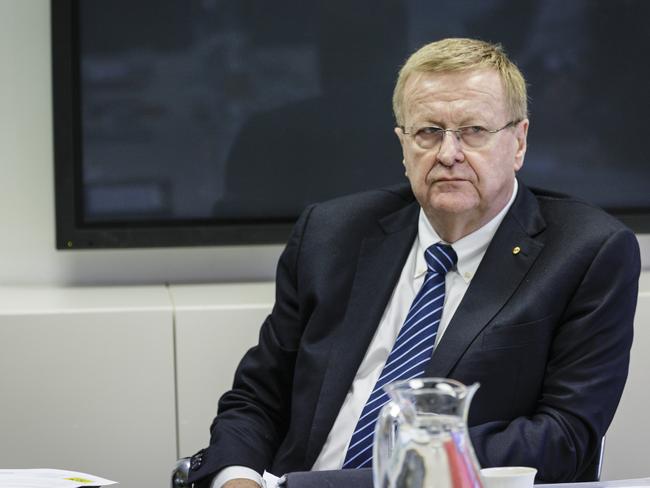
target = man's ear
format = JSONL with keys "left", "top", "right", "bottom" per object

{"left": 394, "top": 126, "right": 405, "bottom": 146}
{"left": 395, "top": 126, "right": 408, "bottom": 157}
{"left": 513, "top": 119, "right": 529, "bottom": 171}
{"left": 394, "top": 127, "right": 409, "bottom": 176}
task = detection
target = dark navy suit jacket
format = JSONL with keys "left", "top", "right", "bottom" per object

{"left": 189, "top": 181, "right": 640, "bottom": 484}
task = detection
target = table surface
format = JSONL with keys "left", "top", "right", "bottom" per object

{"left": 539, "top": 478, "right": 650, "bottom": 488}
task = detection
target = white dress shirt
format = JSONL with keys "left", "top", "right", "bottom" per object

{"left": 213, "top": 180, "right": 518, "bottom": 487}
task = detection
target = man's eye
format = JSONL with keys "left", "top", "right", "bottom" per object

{"left": 417, "top": 127, "right": 442, "bottom": 136}
{"left": 464, "top": 126, "right": 485, "bottom": 134}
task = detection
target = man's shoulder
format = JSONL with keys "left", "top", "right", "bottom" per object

{"left": 519, "top": 185, "right": 636, "bottom": 256}
{"left": 527, "top": 185, "right": 629, "bottom": 232}
{"left": 290, "top": 184, "right": 416, "bottom": 252}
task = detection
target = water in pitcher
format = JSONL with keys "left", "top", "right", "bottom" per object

{"left": 382, "top": 415, "right": 480, "bottom": 488}
{"left": 373, "top": 378, "right": 483, "bottom": 488}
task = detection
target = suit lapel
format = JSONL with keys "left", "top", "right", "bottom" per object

{"left": 304, "top": 201, "right": 419, "bottom": 467}
{"left": 425, "top": 184, "right": 546, "bottom": 378}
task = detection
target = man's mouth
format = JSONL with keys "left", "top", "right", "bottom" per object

{"left": 434, "top": 177, "right": 466, "bottom": 183}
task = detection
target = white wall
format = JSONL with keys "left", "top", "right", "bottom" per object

{"left": 0, "top": 283, "right": 273, "bottom": 488}
{"left": 0, "top": 286, "right": 177, "bottom": 488}
{"left": 1, "top": 0, "right": 649, "bottom": 484}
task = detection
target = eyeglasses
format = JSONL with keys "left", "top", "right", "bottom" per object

{"left": 400, "top": 120, "right": 520, "bottom": 150}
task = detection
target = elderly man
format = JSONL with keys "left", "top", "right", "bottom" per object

{"left": 188, "top": 38, "right": 640, "bottom": 487}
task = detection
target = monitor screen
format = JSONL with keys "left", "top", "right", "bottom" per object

{"left": 52, "top": 0, "right": 650, "bottom": 249}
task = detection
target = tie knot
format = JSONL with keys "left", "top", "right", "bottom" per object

{"left": 425, "top": 243, "right": 457, "bottom": 275}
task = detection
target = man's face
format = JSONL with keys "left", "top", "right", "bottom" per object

{"left": 395, "top": 69, "right": 529, "bottom": 235}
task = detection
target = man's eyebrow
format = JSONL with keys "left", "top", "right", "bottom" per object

{"left": 408, "top": 107, "right": 493, "bottom": 127}
{"left": 457, "top": 115, "right": 491, "bottom": 126}
{"left": 410, "top": 117, "right": 443, "bottom": 127}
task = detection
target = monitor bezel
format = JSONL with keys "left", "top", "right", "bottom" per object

{"left": 51, "top": 0, "right": 294, "bottom": 250}
{"left": 51, "top": 0, "right": 650, "bottom": 250}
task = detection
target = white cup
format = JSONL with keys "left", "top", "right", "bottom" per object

{"left": 480, "top": 466, "right": 537, "bottom": 488}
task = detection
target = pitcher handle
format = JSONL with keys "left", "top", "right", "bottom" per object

{"left": 373, "top": 401, "right": 400, "bottom": 488}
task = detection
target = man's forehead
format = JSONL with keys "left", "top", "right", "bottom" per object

{"left": 403, "top": 68, "right": 505, "bottom": 104}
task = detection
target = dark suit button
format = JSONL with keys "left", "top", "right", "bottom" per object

{"left": 190, "top": 449, "right": 206, "bottom": 471}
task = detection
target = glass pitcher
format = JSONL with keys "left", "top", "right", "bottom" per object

{"left": 373, "top": 378, "right": 482, "bottom": 488}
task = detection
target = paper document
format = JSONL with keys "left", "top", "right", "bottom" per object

{"left": 262, "top": 470, "right": 285, "bottom": 488}
{"left": 0, "top": 469, "right": 117, "bottom": 487}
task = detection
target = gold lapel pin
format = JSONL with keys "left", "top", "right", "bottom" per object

{"left": 512, "top": 246, "right": 521, "bottom": 255}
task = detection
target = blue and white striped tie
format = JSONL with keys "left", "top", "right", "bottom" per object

{"left": 341, "top": 242, "right": 458, "bottom": 469}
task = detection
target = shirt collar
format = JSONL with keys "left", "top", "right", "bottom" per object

{"left": 414, "top": 179, "right": 519, "bottom": 283}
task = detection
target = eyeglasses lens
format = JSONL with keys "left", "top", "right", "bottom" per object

{"left": 415, "top": 128, "right": 487, "bottom": 150}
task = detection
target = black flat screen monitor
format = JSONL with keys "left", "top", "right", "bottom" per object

{"left": 52, "top": 0, "right": 650, "bottom": 249}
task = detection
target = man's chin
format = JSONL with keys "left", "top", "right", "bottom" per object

{"left": 427, "top": 194, "right": 477, "bottom": 215}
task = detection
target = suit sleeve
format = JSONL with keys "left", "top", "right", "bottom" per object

{"left": 469, "top": 228, "right": 640, "bottom": 482}
{"left": 188, "top": 205, "right": 316, "bottom": 484}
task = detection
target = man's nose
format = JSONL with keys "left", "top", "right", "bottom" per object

{"left": 436, "top": 130, "right": 464, "bottom": 166}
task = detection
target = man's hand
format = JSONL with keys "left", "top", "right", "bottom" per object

{"left": 222, "top": 479, "right": 262, "bottom": 488}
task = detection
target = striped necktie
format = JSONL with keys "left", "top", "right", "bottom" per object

{"left": 342, "top": 242, "right": 458, "bottom": 469}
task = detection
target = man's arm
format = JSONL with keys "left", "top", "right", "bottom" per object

{"left": 188, "top": 206, "right": 316, "bottom": 484}
{"left": 469, "top": 228, "right": 639, "bottom": 482}
{"left": 212, "top": 467, "right": 262, "bottom": 488}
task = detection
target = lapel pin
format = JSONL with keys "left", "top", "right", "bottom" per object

{"left": 512, "top": 246, "right": 521, "bottom": 255}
